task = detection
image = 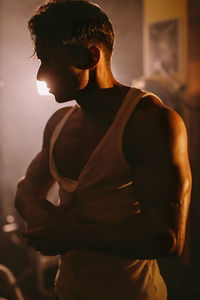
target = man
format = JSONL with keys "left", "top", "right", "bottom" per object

{"left": 15, "top": 1, "right": 192, "bottom": 299}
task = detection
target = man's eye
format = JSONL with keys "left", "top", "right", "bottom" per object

{"left": 39, "top": 58, "right": 52, "bottom": 64}
{"left": 42, "top": 58, "right": 50, "bottom": 63}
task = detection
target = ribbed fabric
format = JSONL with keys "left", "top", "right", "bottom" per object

{"left": 50, "top": 88, "right": 167, "bottom": 300}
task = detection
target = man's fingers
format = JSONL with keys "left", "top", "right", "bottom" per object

{"left": 22, "top": 225, "right": 49, "bottom": 237}
{"left": 25, "top": 236, "right": 69, "bottom": 256}
{"left": 27, "top": 240, "right": 57, "bottom": 255}
{"left": 39, "top": 198, "right": 57, "bottom": 211}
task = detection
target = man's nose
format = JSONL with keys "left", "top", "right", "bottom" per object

{"left": 37, "top": 63, "right": 47, "bottom": 81}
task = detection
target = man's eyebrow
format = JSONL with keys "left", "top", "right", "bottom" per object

{"left": 35, "top": 46, "right": 46, "bottom": 59}
{"left": 35, "top": 49, "right": 42, "bottom": 59}
{"left": 36, "top": 52, "right": 49, "bottom": 60}
{"left": 36, "top": 49, "right": 55, "bottom": 60}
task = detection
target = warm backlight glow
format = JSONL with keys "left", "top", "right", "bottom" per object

{"left": 36, "top": 80, "right": 51, "bottom": 95}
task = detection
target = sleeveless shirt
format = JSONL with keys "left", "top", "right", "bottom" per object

{"left": 49, "top": 88, "right": 167, "bottom": 300}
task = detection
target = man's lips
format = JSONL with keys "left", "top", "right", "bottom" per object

{"left": 49, "top": 88, "right": 55, "bottom": 94}
{"left": 47, "top": 85, "right": 54, "bottom": 93}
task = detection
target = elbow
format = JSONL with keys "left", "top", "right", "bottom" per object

{"left": 15, "top": 192, "right": 21, "bottom": 211}
{"left": 157, "top": 228, "right": 183, "bottom": 258}
{"left": 15, "top": 176, "right": 25, "bottom": 209}
{"left": 17, "top": 176, "right": 26, "bottom": 189}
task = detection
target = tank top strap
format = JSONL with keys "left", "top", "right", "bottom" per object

{"left": 50, "top": 105, "right": 78, "bottom": 149}
{"left": 104, "top": 88, "right": 163, "bottom": 174}
{"left": 49, "top": 105, "right": 79, "bottom": 180}
{"left": 114, "top": 88, "right": 163, "bottom": 137}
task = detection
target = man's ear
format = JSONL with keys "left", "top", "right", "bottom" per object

{"left": 75, "top": 46, "right": 100, "bottom": 70}
{"left": 87, "top": 46, "right": 100, "bottom": 70}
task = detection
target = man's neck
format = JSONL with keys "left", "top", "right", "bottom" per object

{"left": 75, "top": 83, "right": 129, "bottom": 114}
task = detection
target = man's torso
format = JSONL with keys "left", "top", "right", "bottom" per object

{"left": 51, "top": 89, "right": 164, "bottom": 181}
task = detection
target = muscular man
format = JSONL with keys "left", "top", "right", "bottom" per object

{"left": 15, "top": 1, "right": 192, "bottom": 299}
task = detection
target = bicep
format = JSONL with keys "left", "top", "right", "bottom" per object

{"left": 21, "top": 148, "right": 55, "bottom": 196}
{"left": 132, "top": 108, "right": 192, "bottom": 253}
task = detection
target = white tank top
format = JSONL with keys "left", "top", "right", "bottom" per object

{"left": 49, "top": 87, "right": 167, "bottom": 300}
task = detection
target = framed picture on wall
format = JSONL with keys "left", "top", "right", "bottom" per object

{"left": 145, "top": 19, "right": 182, "bottom": 77}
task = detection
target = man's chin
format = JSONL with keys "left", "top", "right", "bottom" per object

{"left": 54, "top": 93, "right": 75, "bottom": 103}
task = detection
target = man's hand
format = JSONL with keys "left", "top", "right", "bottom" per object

{"left": 22, "top": 206, "right": 81, "bottom": 255}
{"left": 23, "top": 233, "right": 73, "bottom": 256}
{"left": 24, "top": 198, "right": 56, "bottom": 229}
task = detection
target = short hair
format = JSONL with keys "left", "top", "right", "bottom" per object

{"left": 28, "top": 0, "right": 115, "bottom": 58}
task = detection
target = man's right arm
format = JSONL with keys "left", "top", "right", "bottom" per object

{"left": 15, "top": 107, "right": 70, "bottom": 229}
{"left": 15, "top": 149, "right": 55, "bottom": 228}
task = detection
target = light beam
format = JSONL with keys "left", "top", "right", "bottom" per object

{"left": 36, "top": 80, "right": 51, "bottom": 95}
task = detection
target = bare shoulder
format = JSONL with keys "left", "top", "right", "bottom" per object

{"left": 128, "top": 95, "right": 188, "bottom": 160}
{"left": 136, "top": 95, "right": 186, "bottom": 131}
{"left": 43, "top": 106, "right": 72, "bottom": 148}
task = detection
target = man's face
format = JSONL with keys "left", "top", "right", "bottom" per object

{"left": 36, "top": 40, "right": 88, "bottom": 102}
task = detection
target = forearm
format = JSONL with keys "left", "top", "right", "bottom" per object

{"left": 15, "top": 175, "right": 54, "bottom": 228}
{"left": 70, "top": 210, "right": 177, "bottom": 260}
{"left": 15, "top": 148, "right": 56, "bottom": 217}
{"left": 15, "top": 177, "right": 42, "bottom": 214}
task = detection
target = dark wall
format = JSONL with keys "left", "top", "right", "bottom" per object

{"left": 187, "top": 0, "right": 200, "bottom": 263}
